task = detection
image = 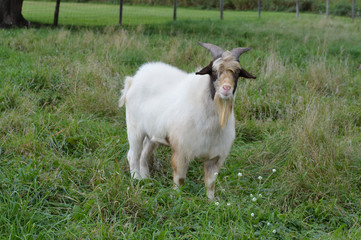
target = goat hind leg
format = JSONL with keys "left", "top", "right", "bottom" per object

{"left": 127, "top": 127, "right": 144, "bottom": 180}
{"left": 139, "top": 137, "right": 158, "bottom": 179}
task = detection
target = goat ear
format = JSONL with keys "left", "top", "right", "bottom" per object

{"left": 239, "top": 68, "right": 256, "bottom": 79}
{"left": 196, "top": 62, "right": 213, "bottom": 75}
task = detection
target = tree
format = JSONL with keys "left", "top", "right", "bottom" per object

{"left": 0, "top": 0, "right": 28, "bottom": 27}
{"left": 296, "top": 0, "right": 300, "bottom": 18}
{"left": 258, "top": 0, "right": 261, "bottom": 19}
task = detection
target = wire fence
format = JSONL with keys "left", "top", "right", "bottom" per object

{"left": 22, "top": 0, "right": 360, "bottom": 27}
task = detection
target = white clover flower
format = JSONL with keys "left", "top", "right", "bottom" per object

{"left": 215, "top": 201, "right": 219, "bottom": 206}
{"left": 252, "top": 197, "right": 257, "bottom": 202}
{"left": 250, "top": 194, "right": 254, "bottom": 198}
{"left": 251, "top": 213, "right": 255, "bottom": 217}
{"left": 272, "top": 169, "right": 277, "bottom": 173}
{"left": 272, "top": 229, "right": 277, "bottom": 234}
{"left": 267, "top": 222, "right": 270, "bottom": 226}
{"left": 214, "top": 172, "right": 218, "bottom": 176}
{"left": 258, "top": 194, "right": 262, "bottom": 198}
{"left": 227, "top": 202, "right": 231, "bottom": 206}
{"left": 258, "top": 176, "right": 263, "bottom": 180}
{"left": 237, "top": 172, "right": 243, "bottom": 177}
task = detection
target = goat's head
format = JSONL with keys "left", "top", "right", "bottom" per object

{"left": 196, "top": 42, "right": 256, "bottom": 127}
{"left": 196, "top": 42, "right": 256, "bottom": 99}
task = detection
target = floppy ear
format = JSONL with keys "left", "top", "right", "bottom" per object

{"left": 196, "top": 62, "right": 213, "bottom": 75}
{"left": 239, "top": 68, "right": 256, "bottom": 79}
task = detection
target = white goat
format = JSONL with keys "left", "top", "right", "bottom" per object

{"left": 119, "top": 42, "right": 256, "bottom": 199}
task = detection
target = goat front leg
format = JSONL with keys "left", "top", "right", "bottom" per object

{"left": 204, "top": 156, "right": 223, "bottom": 200}
{"left": 171, "top": 152, "right": 189, "bottom": 188}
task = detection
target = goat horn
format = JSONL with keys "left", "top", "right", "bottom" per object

{"left": 230, "top": 47, "right": 251, "bottom": 60}
{"left": 198, "top": 42, "right": 224, "bottom": 60}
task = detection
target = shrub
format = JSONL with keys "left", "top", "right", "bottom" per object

{"left": 300, "top": 1, "right": 313, "bottom": 12}
{"left": 333, "top": 4, "right": 352, "bottom": 17}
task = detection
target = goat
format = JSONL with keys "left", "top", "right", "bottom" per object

{"left": 119, "top": 42, "right": 256, "bottom": 199}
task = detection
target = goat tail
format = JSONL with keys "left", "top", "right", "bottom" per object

{"left": 119, "top": 76, "right": 133, "bottom": 108}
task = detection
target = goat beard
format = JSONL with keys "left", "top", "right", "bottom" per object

{"left": 214, "top": 94, "right": 233, "bottom": 128}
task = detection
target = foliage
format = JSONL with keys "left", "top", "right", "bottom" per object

{"left": 333, "top": 3, "right": 352, "bottom": 16}
{"left": 1, "top": 3, "right": 361, "bottom": 239}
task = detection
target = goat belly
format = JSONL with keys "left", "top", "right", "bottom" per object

{"left": 150, "top": 136, "right": 170, "bottom": 146}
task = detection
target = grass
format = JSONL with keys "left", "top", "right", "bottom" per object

{"left": 22, "top": 1, "right": 340, "bottom": 26}
{"left": 1, "top": 2, "right": 361, "bottom": 239}
{"left": 23, "top": 1, "right": 235, "bottom": 25}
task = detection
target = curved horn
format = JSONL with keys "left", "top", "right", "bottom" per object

{"left": 230, "top": 47, "right": 251, "bottom": 60}
{"left": 198, "top": 42, "right": 224, "bottom": 60}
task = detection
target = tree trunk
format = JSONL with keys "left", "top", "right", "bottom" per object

{"left": 0, "top": 0, "right": 29, "bottom": 27}
{"left": 296, "top": 0, "right": 299, "bottom": 18}
{"left": 258, "top": 0, "right": 261, "bottom": 19}
{"left": 326, "top": 0, "right": 330, "bottom": 18}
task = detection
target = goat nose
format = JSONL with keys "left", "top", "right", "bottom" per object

{"left": 222, "top": 85, "right": 232, "bottom": 91}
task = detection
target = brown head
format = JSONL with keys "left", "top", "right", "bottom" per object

{"left": 196, "top": 42, "right": 256, "bottom": 127}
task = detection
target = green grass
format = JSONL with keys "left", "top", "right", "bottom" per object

{"left": 1, "top": 2, "right": 361, "bottom": 239}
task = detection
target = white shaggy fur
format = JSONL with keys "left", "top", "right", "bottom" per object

{"left": 119, "top": 61, "right": 237, "bottom": 199}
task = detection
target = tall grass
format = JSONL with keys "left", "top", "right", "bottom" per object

{"left": 1, "top": 5, "right": 361, "bottom": 239}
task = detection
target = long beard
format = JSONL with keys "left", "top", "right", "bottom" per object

{"left": 214, "top": 94, "right": 233, "bottom": 128}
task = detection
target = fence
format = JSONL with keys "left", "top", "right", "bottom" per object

{"left": 22, "top": 0, "right": 360, "bottom": 27}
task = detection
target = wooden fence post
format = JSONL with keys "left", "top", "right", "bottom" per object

{"left": 220, "top": 0, "right": 224, "bottom": 20}
{"left": 174, "top": 0, "right": 177, "bottom": 21}
{"left": 53, "top": 0, "right": 61, "bottom": 26}
{"left": 119, "top": 0, "right": 123, "bottom": 26}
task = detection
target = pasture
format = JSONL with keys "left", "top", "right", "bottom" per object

{"left": 1, "top": 2, "right": 361, "bottom": 239}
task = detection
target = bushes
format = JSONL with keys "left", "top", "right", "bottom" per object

{"left": 226, "top": 0, "right": 258, "bottom": 11}
{"left": 333, "top": 4, "right": 352, "bottom": 16}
